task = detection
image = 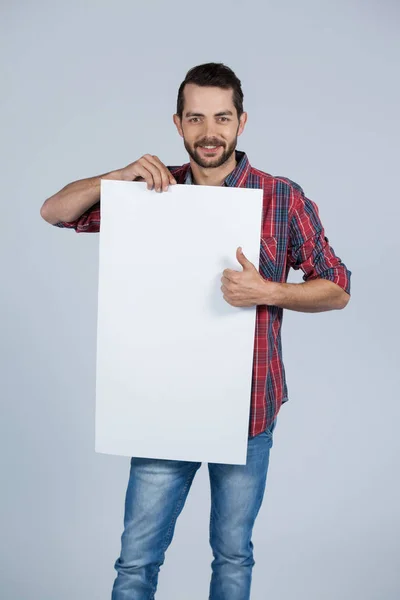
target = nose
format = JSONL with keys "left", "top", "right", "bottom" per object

{"left": 203, "top": 119, "right": 218, "bottom": 140}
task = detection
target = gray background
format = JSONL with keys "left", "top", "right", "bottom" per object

{"left": 1, "top": 0, "right": 399, "bottom": 598}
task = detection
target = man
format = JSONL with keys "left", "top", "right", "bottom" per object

{"left": 40, "top": 62, "right": 351, "bottom": 600}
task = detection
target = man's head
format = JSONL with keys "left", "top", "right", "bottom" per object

{"left": 173, "top": 63, "right": 247, "bottom": 169}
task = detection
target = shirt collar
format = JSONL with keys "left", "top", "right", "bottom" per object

{"left": 184, "top": 151, "right": 250, "bottom": 187}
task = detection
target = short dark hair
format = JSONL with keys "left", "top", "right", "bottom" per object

{"left": 176, "top": 62, "right": 244, "bottom": 119}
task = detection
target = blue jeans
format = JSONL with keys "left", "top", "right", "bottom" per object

{"left": 111, "top": 418, "right": 277, "bottom": 600}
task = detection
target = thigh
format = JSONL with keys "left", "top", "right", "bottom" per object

{"left": 120, "top": 457, "right": 202, "bottom": 560}
{"left": 208, "top": 419, "right": 277, "bottom": 539}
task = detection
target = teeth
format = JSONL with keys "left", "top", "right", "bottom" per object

{"left": 204, "top": 146, "right": 217, "bottom": 149}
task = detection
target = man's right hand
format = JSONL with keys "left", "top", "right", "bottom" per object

{"left": 119, "top": 155, "right": 177, "bottom": 192}
{"left": 40, "top": 155, "right": 177, "bottom": 226}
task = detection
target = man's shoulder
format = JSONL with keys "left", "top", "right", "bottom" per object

{"left": 249, "top": 165, "right": 304, "bottom": 194}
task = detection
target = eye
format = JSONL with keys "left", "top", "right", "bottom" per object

{"left": 218, "top": 117, "right": 230, "bottom": 123}
{"left": 189, "top": 117, "right": 200, "bottom": 123}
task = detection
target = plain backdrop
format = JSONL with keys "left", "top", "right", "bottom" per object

{"left": 1, "top": 1, "right": 399, "bottom": 599}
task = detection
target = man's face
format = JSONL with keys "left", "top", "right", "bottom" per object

{"left": 174, "top": 84, "right": 247, "bottom": 169}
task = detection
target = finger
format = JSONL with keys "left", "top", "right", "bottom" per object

{"left": 223, "top": 269, "right": 240, "bottom": 283}
{"left": 148, "top": 155, "right": 177, "bottom": 191}
{"left": 135, "top": 159, "right": 161, "bottom": 190}
{"left": 148, "top": 155, "right": 172, "bottom": 191}
{"left": 154, "top": 156, "right": 178, "bottom": 188}
{"left": 236, "top": 247, "right": 254, "bottom": 270}
{"left": 140, "top": 156, "right": 164, "bottom": 191}
{"left": 131, "top": 162, "right": 159, "bottom": 190}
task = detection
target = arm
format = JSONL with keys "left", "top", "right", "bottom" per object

{"left": 222, "top": 249, "right": 350, "bottom": 312}
{"left": 277, "top": 185, "right": 351, "bottom": 311}
{"left": 221, "top": 187, "right": 351, "bottom": 312}
{"left": 40, "top": 169, "right": 121, "bottom": 226}
{"left": 40, "top": 155, "right": 177, "bottom": 231}
{"left": 268, "top": 278, "right": 349, "bottom": 312}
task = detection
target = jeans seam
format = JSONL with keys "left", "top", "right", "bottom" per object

{"left": 147, "top": 464, "right": 199, "bottom": 599}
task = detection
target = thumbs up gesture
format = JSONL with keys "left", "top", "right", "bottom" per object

{"left": 221, "top": 247, "right": 275, "bottom": 307}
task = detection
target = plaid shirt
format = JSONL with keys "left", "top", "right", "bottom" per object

{"left": 55, "top": 151, "right": 351, "bottom": 437}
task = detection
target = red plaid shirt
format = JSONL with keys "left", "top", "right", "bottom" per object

{"left": 55, "top": 151, "right": 351, "bottom": 437}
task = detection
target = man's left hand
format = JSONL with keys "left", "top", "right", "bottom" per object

{"left": 221, "top": 247, "right": 276, "bottom": 307}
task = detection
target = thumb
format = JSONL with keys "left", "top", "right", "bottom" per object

{"left": 236, "top": 247, "right": 254, "bottom": 270}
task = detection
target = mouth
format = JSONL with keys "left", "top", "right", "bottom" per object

{"left": 197, "top": 145, "right": 223, "bottom": 156}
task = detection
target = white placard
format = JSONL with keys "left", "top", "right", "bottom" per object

{"left": 95, "top": 180, "right": 263, "bottom": 465}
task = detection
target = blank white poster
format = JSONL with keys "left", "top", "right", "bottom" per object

{"left": 95, "top": 180, "right": 263, "bottom": 465}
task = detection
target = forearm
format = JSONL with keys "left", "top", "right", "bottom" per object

{"left": 40, "top": 168, "right": 122, "bottom": 225}
{"left": 268, "top": 278, "right": 350, "bottom": 312}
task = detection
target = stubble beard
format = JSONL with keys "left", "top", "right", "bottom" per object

{"left": 184, "top": 136, "right": 238, "bottom": 169}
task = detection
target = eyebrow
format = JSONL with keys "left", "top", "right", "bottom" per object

{"left": 185, "top": 110, "right": 234, "bottom": 118}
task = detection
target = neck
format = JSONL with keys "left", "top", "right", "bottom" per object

{"left": 190, "top": 152, "right": 237, "bottom": 186}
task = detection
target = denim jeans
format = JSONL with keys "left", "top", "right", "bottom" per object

{"left": 111, "top": 418, "right": 277, "bottom": 600}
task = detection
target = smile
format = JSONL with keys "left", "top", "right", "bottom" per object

{"left": 198, "top": 145, "right": 223, "bottom": 153}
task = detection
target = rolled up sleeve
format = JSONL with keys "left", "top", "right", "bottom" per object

{"left": 288, "top": 188, "right": 351, "bottom": 295}
{"left": 54, "top": 202, "right": 101, "bottom": 233}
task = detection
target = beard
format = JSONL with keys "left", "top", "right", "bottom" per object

{"left": 184, "top": 134, "right": 238, "bottom": 169}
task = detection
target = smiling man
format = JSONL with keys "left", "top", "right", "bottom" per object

{"left": 40, "top": 62, "right": 351, "bottom": 600}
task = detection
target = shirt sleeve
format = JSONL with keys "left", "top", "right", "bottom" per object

{"left": 53, "top": 201, "right": 101, "bottom": 233}
{"left": 288, "top": 187, "right": 351, "bottom": 295}
{"left": 52, "top": 165, "right": 187, "bottom": 233}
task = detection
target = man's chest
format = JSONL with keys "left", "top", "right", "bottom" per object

{"left": 258, "top": 182, "right": 291, "bottom": 283}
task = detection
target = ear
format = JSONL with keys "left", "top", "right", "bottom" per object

{"left": 173, "top": 114, "right": 184, "bottom": 138}
{"left": 237, "top": 112, "right": 248, "bottom": 137}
